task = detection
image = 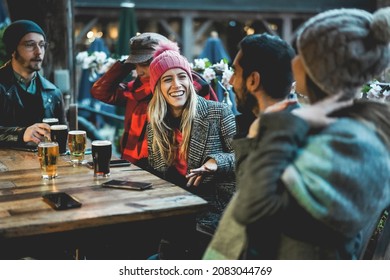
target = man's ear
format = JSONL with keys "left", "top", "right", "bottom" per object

{"left": 246, "top": 71, "right": 261, "bottom": 91}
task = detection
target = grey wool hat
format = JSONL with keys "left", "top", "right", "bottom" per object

{"left": 3, "top": 20, "right": 46, "bottom": 54}
{"left": 125, "top": 32, "right": 169, "bottom": 64}
{"left": 295, "top": 7, "right": 390, "bottom": 97}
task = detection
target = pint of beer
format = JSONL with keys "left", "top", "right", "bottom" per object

{"left": 92, "top": 140, "right": 112, "bottom": 178}
{"left": 50, "top": 125, "right": 68, "bottom": 155}
{"left": 38, "top": 142, "right": 59, "bottom": 179}
{"left": 42, "top": 118, "right": 59, "bottom": 126}
{"left": 68, "top": 130, "right": 87, "bottom": 165}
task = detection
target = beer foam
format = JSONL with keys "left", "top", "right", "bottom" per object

{"left": 43, "top": 118, "right": 58, "bottom": 122}
{"left": 50, "top": 125, "right": 68, "bottom": 130}
{"left": 92, "top": 140, "right": 112, "bottom": 146}
{"left": 68, "top": 130, "right": 86, "bottom": 135}
{"left": 38, "top": 142, "right": 58, "bottom": 147}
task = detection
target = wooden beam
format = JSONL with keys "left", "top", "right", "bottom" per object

{"left": 194, "top": 19, "right": 213, "bottom": 42}
{"left": 158, "top": 19, "right": 182, "bottom": 44}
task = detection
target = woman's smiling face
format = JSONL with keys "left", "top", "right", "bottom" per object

{"left": 159, "top": 68, "right": 190, "bottom": 117}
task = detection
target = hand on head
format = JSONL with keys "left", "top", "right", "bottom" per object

{"left": 291, "top": 93, "right": 353, "bottom": 128}
{"left": 185, "top": 158, "right": 217, "bottom": 187}
{"left": 247, "top": 99, "right": 298, "bottom": 139}
{"left": 264, "top": 99, "right": 298, "bottom": 114}
{"left": 247, "top": 117, "right": 260, "bottom": 139}
{"left": 23, "top": 123, "right": 51, "bottom": 144}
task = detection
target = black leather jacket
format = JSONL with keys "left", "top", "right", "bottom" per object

{"left": 0, "top": 61, "right": 66, "bottom": 147}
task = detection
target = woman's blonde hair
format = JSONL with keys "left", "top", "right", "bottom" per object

{"left": 148, "top": 77, "right": 198, "bottom": 165}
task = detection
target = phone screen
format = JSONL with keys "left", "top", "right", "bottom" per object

{"left": 42, "top": 192, "right": 82, "bottom": 210}
{"left": 86, "top": 159, "right": 131, "bottom": 169}
{"left": 109, "top": 159, "right": 131, "bottom": 167}
{"left": 102, "top": 180, "right": 152, "bottom": 191}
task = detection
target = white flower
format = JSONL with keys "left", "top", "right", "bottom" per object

{"left": 202, "top": 68, "right": 216, "bottom": 83}
{"left": 212, "top": 60, "right": 228, "bottom": 73}
{"left": 97, "top": 57, "right": 116, "bottom": 74}
{"left": 221, "top": 67, "right": 233, "bottom": 90}
{"left": 368, "top": 83, "right": 382, "bottom": 97}
{"left": 191, "top": 58, "right": 233, "bottom": 90}
{"left": 191, "top": 58, "right": 208, "bottom": 71}
{"left": 76, "top": 51, "right": 122, "bottom": 82}
{"left": 361, "top": 80, "right": 390, "bottom": 102}
{"left": 76, "top": 51, "right": 88, "bottom": 63}
{"left": 93, "top": 51, "right": 107, "bottom": 64}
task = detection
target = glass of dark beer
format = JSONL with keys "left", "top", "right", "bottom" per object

{"left": 42, "top": 118, "right": 59, "bottom": 126}
{"left": 91, "top": 140, "right": 112, "bottom": 178}
{"left": 50, "top": 125, "right": 68, "bottom": 155}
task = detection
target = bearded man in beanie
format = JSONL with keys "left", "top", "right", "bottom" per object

{"left": 0, "top": 20, "right": 66, "bottom": 148}
{"left": 91, "top": 32, "right": 217, "bottom": 169}
{"left": 205, "top": 7, "right": 390, "bottom": 260}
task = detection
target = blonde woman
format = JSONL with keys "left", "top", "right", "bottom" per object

{"left": 146, "top": 42, "right": 236, "bottom": 258}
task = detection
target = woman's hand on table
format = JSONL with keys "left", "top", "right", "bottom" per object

{"left": 186, "top": 158, "right": 217, "bottom": 187}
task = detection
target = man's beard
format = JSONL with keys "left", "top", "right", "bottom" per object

{"left": 15, "top": 51, "right": 42, "bottom": 72}
{"left": 236, "top": 86, "right": 258, "bottom": 116}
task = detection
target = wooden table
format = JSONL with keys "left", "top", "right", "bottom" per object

{"left": 0, "top": 148, "right": 208, "bottom": 259}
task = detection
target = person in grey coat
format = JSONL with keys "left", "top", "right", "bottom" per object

{"left": 146, "top": 40, "right": 236, "bottom": 259}
{"left": 207, "top": 7, "right": 390, "bottom": 260}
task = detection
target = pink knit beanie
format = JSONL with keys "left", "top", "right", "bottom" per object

{"left": 149, "top": 41, "right": 193, "bottom": 91}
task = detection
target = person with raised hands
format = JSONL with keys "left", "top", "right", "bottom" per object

{"left": 91, "top": 33, "right": 217, "bottom": 168}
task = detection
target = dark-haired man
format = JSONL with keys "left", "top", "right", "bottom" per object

{"left": 0, "top": 20, "right": 66, "bottom": 147}
{"left": 204, "top": 33, "right": 297, "bottom": 259}
{"left": 231, "top": 33, "right": 297, "bottom": 138}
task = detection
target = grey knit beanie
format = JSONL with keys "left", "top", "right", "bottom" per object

{"left": 295, "top": 7, "right": 390, "bottom": 97}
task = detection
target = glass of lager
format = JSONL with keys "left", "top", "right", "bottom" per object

{"left": 92, "top": 140, "right": 112, "bottom": 178}
{"left": 38, "top": 142, "right": 59, "bottom": 179}
{"left": 50, "top": 125, "right": 68, "bottom": 155}
{"left": 68, "top": 130, "right": 87, "bottom": 165}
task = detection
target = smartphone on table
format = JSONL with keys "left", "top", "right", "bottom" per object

{"left": 86, "top": 159, "right": 131, "bottom": 169}
{"left": 102, "top": 180, "right": 152, "bottom": 191}
{"left": 42, "top": 192, "right": 82, "bottom": 210}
